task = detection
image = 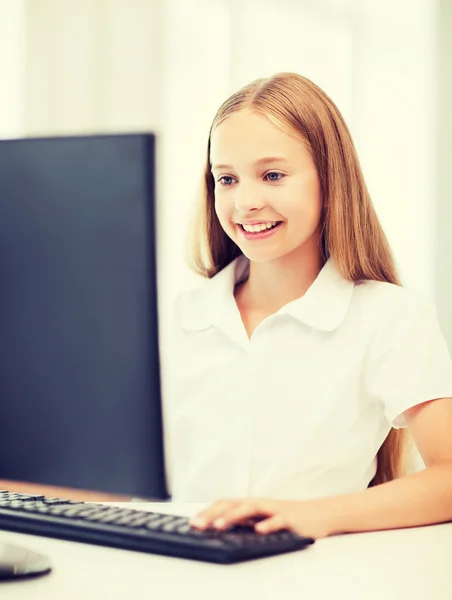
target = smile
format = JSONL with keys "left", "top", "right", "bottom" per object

{"left": 237, "top": 221, "right": 283, "bottom": 239}
{"left": 239, "top": 221, "right": 280, "bottom": 233}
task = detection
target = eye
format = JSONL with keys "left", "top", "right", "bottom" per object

{"left": 264, "top": 172, "right": 285, "bottom": 183}
{"left": 217, "top": 176, "right": 236, "bottom": 187}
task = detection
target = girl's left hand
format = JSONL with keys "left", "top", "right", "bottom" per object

{"left": 189, "top": 497, "right": 337, "bottom": 539}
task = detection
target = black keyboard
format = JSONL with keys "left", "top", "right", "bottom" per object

{"left": 0, "top": 491, "right": 314, "bottom": 564}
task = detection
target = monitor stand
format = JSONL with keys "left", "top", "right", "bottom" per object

{"left": 0, "top": 541, "right": 51, "bottom": 580}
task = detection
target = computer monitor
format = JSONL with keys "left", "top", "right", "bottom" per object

{"left": 0, "top": 133, "right": 169, "bottom": 501}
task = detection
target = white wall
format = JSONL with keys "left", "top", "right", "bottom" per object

{"left": 22, "top": 0, "right": 164, "bottom": 135}
{"left": 351, "top": 1, "right": 437, "bottom": 297}
{"left": 0, "top": 0, "right": 27, "bottom": 138}
{"left": 436, "top": 0, "right": 452, "bottom": 352}
{"left": 0, "top": 0, "right": 449, "bottom": 348}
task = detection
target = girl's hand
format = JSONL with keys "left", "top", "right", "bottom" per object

{"left": 189, "top": 497, "right": 337, "bottom": 539}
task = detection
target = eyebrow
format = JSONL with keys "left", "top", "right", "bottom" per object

{"left": 211, "top": 157, "right": 289, "bottom": 171}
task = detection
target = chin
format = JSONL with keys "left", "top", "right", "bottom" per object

{"left": 237, "top": 237, "right": 315, "bottom": 264}
{"left": 238, "top": 247, "right": 290, "bottom": 263}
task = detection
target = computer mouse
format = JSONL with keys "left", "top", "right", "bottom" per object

{"left": 0, "top": 543, "right": 51, "bottom": 580}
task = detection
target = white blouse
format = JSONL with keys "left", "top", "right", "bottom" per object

{"left": 164, "top": 256, "right": 452, "bottom": 502}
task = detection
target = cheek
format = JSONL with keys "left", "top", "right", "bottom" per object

{"left": 280, "top": 196, "right": 322, "bottom": 236}
{"left": 290, "top": 178, "right": 322, "bottom": 225}
{"left": 309, "top": 191, "right": 323, "bottom": 223}
{"left": 214, "top": 194, "right": 233, "bottom": 228}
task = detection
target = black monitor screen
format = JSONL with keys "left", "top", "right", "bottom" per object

{"left": 0, "top": 133, "right": 168, "bottom": 500}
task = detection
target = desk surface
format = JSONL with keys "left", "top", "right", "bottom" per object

{"left": 1, "top": 502, "right": 451, "bottom": 600}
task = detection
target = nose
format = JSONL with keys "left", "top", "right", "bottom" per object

{"left": 233, "top": 180, "right": 265, "bottom": 213}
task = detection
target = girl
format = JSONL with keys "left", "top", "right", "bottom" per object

{"left": 167, "top": 72, "right": 452, "bottom": 539}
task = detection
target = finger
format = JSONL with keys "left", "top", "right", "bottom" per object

{"left": 213, "top": 498, "right": 278, "bottom": 529}
{"left": 189, "top": 499, "right": 239, "bottom": 529}
{"left": 254, "top": 514, "right": 287, "bottom": 534}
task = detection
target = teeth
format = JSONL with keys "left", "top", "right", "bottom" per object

{"left": 242, "top": 221, "right": 278, "bottom": 233}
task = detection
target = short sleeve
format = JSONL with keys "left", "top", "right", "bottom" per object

{"left": 365, "top": 293, "right": 452, "bottom": 428}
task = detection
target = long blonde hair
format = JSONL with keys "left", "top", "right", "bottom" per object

{"left": 188, "top": 72, "right": 407, "bottom": 486}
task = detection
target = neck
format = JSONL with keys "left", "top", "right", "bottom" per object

{"left": 239, "top": 243, "right": 324, "bottom": 314}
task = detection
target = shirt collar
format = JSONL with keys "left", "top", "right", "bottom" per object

{"left": 180, "top": 255, "right": 355, "bottom": 333}
{"left": 281, "top": 259, "right": 355, "bottom": 331}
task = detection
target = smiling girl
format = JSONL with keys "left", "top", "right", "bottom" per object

{"left": 167, "top": 72, "right": 452, "bottom": 539}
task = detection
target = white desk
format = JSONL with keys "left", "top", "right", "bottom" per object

{"left": 1, "top": 502, "right": 451, "bottom": 600}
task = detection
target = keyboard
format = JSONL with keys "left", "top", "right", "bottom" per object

{"left": 0, "top": 491, "right": 314, "bottom": 564}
